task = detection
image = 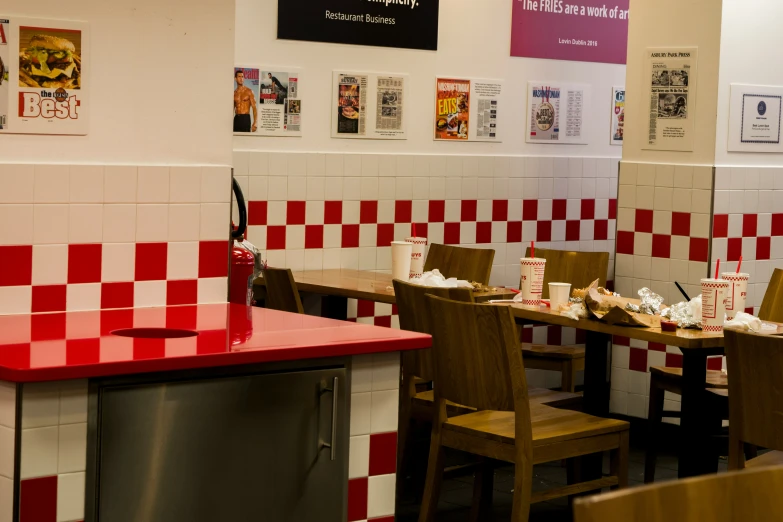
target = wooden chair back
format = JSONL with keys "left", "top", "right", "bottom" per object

{"left": 759, "top": 268, "right": 783, "bottom": 322}
{"left": 425, "top": 295, "right": 529, "bottom": 414}
{"left": 393, "top": 280, "right": 474, "bottom": 381}
{"left": 524, "top": 247, "right": 609, "bottom": 298}
{"left": 423, "top": 243, "right": 495, "bottom": 285}
{"left": 726, "top": 328, "right": 783, "bottom": 468}
{"left": 262, "top": 267, "right": 304, "bottom": 314}
{"left": 573, "top": 465, "right": 783, "bottom": 522}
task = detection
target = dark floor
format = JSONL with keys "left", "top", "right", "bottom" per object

{"left": 396, "top": 443, "right": 729, "bottom": 522}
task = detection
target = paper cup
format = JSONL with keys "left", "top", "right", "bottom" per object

{"left": 391, "top": 241, "right": 413, "bottom": 282}
{"left": 701, "top": 278, "right": 730, "bottom": 333}
{"left": 520, "top": 258, "right": 547, "bottom": 306}
{"left": 549, "top": 283, "right": 571, "bottom": 311}
{"left": 406, "top": 237, "right": 428, "bottom": 279}
{"left": 721, "top": 272, "right": 749, "bottom": 320}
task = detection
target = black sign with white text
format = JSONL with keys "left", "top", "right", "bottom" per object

{"left": 278, "top": 0, "right": 439, "bottom": 51}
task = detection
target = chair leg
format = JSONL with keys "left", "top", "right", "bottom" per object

{"left": 469, "top": 459, "right": 495, "bottom": 522}
{"left": 396, "top": 374, "right": 416, "bottom": 498}
{"left": 561, "top": 360, "right": 575, "bottom": 393}
{"left": 644, "top": 381, "right": 665, "bottom": 483}
{"left": 510, "top": 455, "right": 532, "bottom": 522}
{"left": 418, "top": 401, "right": 447, "bottom": 522}
{"left": 610, "top": 430, "right": 630, "bottom": 489}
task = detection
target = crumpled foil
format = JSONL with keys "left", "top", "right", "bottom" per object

{"left": 624, "top": 288, "right": 664, "bottom": 315}
{"left": 661, "top": 300, "right": 702, "bottom": 329}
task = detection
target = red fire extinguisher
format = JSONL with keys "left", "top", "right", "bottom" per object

{"left": 229, "top": 177, "right": 262, "bottom": 305}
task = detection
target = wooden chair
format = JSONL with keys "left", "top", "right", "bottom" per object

{"left": 725, "top": 329, "right": 783, "bottom": 470}
{"left": 261, "top": 267, "right": 304, "bottom": 314}
{"left": 419, "top": 295, "right": 629, "bottom": 522}
{"left": 759, "top": 268, "right": 783, "bottom": 322}
{"left": 423, "top": 243, "right": 495, "bottom": 285}
{"left": 573, "top": 465, "right": 783, "bottom": 522}
{"left": 519, "top": 248, "right": 610, "bottom": 392}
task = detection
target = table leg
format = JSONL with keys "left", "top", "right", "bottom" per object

{"left": 580, "top": 331, "right": 612, "bottom": 482}
{"left": 679, "top": 351, "right": 720, "bottom": 478}
{"left": 321, "top": 295, "right": 348, "bottom": 321}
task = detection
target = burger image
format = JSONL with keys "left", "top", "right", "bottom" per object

{"left": 341, "top": 106, "right": 359, "bottom": 120}
{"left": 19, "top": 34, "right": 81, "bottom": 89}
{"left": 436, "top": 118, "right": 447, "bottom": 131}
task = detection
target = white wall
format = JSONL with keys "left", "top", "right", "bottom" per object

{"left": 1, "top": 0, "right": 235, "bottom": 166}
{"left": 715, "top": 0, "right": 783, "bottom": 167}
{"left": 234, "top": 0, "right": 626, "bottom": 157}
{"left": 622, "top": 0, "right": 723, "bottom": 165}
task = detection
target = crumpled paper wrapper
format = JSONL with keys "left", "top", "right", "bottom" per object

{"left": 625, "top": 288, "right": 665, "bottom": 315}
{"left": 661, "top": 295, "right": 702, "bottom": 329}
{"left": 585, "top": 288, "right": 662, "bottom": 328}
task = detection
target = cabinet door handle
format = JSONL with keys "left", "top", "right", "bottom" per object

{"left": 320, "top": 376, "right": 338, "bottom": 461}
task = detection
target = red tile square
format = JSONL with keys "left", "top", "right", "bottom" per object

{"left": 391, "top": 304, "right": 399, "bottom": 315}
{"left": 757, "top": 236, "right": 771, "bottom": 260}
{"left": 536, "top": 221, "right": 552, "bottom": 242}
{"left": 166, "top": 305, "right": 198, "bottom": 330}
{"left": 461, "top": 200, "right": 477, "bottom": 222}
{"left": 594, "top": 220, "right": 608, "bottom": 240}
{"left": 342, "top": 224, "right": 360, "bottom": 248}
{"left": 635, "top": 209, "right": 653, "bottom": 233}
{"left": 247, "top": 201, "right": 267, "bottom": 226}
{"left": 360, "top": 201, "right": 378, "bottom": 224}
{"left": 369, "top": 432, "right": 398, "bottom": 476}
{"left": 357, "top": 300, "right": 375, "bottom": 318}
{"left": 707, "top": 357, "right": 723, "bottom": 371}
{"left": 66, "top": 338, "right": 100, "bottom": 366}
{"left": 546, "top": 325, "right": 562, "bottom": 346}
{"left": 520, "top": 326, "right": 533, "bottom": 343}
{"left": 411, "top": 223, "right": 428, "bottom": 240}
{"left": 522, "top": 200, "right": 538, "bottom": 221}
{"left": 20, "top": 476, "right": 57, "bottom": 522}
{"left": 773, "top": 214, "right": 783, "bottom": 236}
{"left": 712, "top": 214, "right": 728, "bottom": 238}
{"left": 648, "top": 342, "right": 666, "bottom": 352}
{"left": 197, "top": 329, "right": 227, "bottom": 354}
{"left": 134, "top": 338, "right": 165, "bottom": 360}
{"left": 429, "top": 200, "right": 445, "bottom": 222}
{"left": 100, "top": 309, "right": 133, "bottom": 336}
{"left": 347, "top": 477, "right": 368, "bottom": 522}
{"left": 476, "top": 222, "right": 492, "bottom": 244}
{"left": 727, "top": 237, "right": 742, "bottom": 262}
{"left": 613, "top": 335, "right": 630, "bottom": 346}
{"left": 31, "top": 313, "right": 65, "bottom": 341}
{"left": 609, "top": 199, "right": 617, "bottom": 220}
{"left": 68, "top": 244, "right": 102, "bottom": 284}
{"left": 743, "top": 214, "right": 758, "bottom": 237}
{"left": 395, "top": 200, "right": 412, "bottom": 223}
{"left": 552, "top": 199, "right": 567, "bottom": 220}
{"left": 507, "top": 221, "right": 522, "bottom": 243}
{"left": 324, "top": 201, "right": 343, "bottom": 225}
{"left": 166, "top": 280, "right": 198, "bottom": 305}
{"left": 374, "top": 316, "right": 392, "bottom": 328}
{"left": 665, "top": 353, "right": 683, "bottom": 368}
{"left": 0, "top": 245, "right": 33, "bottom": 286}
{"left": 671, "top": 212, "right": 691, "bottom": 236}
{"left": 688, "top": 237, "right": 709, "bottom": 263}
{"left": 492, "top": 200, "right": 509, "bottom": 222}
{"left": 444, "top": 223, "right": 461, "bottom": 245}
{"left": 581, "top": 199, "right": 595, "bottom": 220}
{"left": 305, "top": 225, "right": 324, "bottom": 249}
{"left": 31, "top": 285, "right": 66, "bottom": 313}
{"left": 101, "top": 282, "right": 134, "bottom": 309}
{"left": 377, "top": 224, "right": 394, "bottom": 247}
{"left": 135, "top": 243, "right": 168, "bottom": 281}
{"left": 651, "top": 234, "right": 671, "bottom": 259}
{"left": 565, "top": 220, "right": 581, "bottom": 241}
{"left": 198, "top": 241, "right": 229, "bottom": 278}
{"left": 266, "top": 226, "right": 286, "bottom": 250}
{"left": 617, "top": 231, "right": 635, "bottom": 255}
{"left": 629, "top": 347, "right": 648, "bottom": 372}
{"left": 286, "top": 201, "right": 306, "bottom": 225}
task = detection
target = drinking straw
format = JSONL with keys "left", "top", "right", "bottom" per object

{"left": 412, "top": 222, "right": 417, "bottom": 238}
{"left": 531, "top": 241, "right": 535, "bottom": 259}
{"left": 715, "top": 259, "right": 720, "bottom": 280}
{"left": 674, "top": 281, "right": 691, "bottom": 301}
{"left": 737, "top": 255, "right": 743, "bottom": 274}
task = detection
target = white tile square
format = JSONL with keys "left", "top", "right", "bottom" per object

{"left": 59, "top": 380, "right": 88, "bottom": 425}
{"left": 306, "top": 153, "right": 326, "bottom": 177}
{"left": 610, "top": 390, "right": 628, "bottom": 415}
{"left": 201, "top": 167, "right": 231, "bottom": 203}
{"left": 269, "top": 153, "right": 289, "bottom": 176}
{"left": 66, "top": 284, "right": 101, "bottom": 312}
{"left": 379, "top": 178, "right": 397, "bottom": 200}
{"left": 101, "top": 243, "right": 135, "bottom": 282}
{"left": 169, "top": 166, "right": 201, "bottom": 203}
{"left": 34, "top": 205, "right": 69, "bottom": 244}
{"left": 34, "top": 165, "right": 69, "bottom": 203}
{"left": 653, "top": 187, "right": 673, "bottom": 211}
{"left": 362, "top": 155, "right": 379, "bottom": 177}
{"left": 361, "top": 177, "right": 379, "bottom": 200}
{"left": 350, "top": 392, "right": 372, "bottom": 436}
{"left": 168, "top": 204, "right": 201, "bottom": 241}
{"left": 134, "top": 280, "right": 167, "bottom": 308}
{"left": 197, "top": 277, "right": 227, "bottom": 304}
{"left": 69, "top": 205, "right": 103, "bottom": 244}
{"left": 351, "top": 355, "right": 374, "bottom": 394}
{"left": 692, "top": 190, "right": 712, "bottom": 214}
{"left": 0, "top": 287, "right": 32, "bottom": 315}
{"left": 102, "top": 204, "right": 136, "bottom": 243}
{"left": 69, "top": 165, "right": 103, "bottom": 203}
{"left": 167, "top": 241, "right": 199, "bottom": 280}
{"left": 0, "top": 205, "right": 30, "bottom": 245}
{"left": 32, "top": 244, "right": 68, "bottom": 285}
{"left": 247, "top": 152, "right": 269, "bottom": 176}
{"left": 136, "top": 204, "right": 169, "bottom": 242}
{"left": 58, "top": 423, "right": 87, "bottom": 474}
{"left": 370, "top": 390, "right": 398, "bottom": 434}
{"left": 349, "top": 435, "right": 370, "bottom": 479}
{"left": 0, "top": 426, "right": 14, "bottom": 479}
{"left": 307, "top": 177, "right": 326, "bottom": 201}
{"left": 325, "top": 154, "right": 344, "bottom": 177}
{"left": 612, "top": 344, "right": 630, "bottom": 369}
{"left": 288, "top": 177, "right": 307, "bottom": 200}
{"left": 0, "top": 164, "right": 34, "bottom": 203}
{"left": 618, "top": 185, "right": 635, "bottom": 209}
{"left": 137, "top": 166, "right": 169, "bottom": 203}
{"left": 628, "top": 369, "right": 648, "bottom": 395}
{"left": 397, "top": 178, "right": 414, "bottom": 200}
{"left": 693, "top": 166, "right": 713, "bottom": 190}
{"left": 20, "top": 426, "right": 58, "bottom": 479}
{"left": 627, "top": 393, "right": 647, "bottom": 419}
{"left": 288, "top": 154, "right": 307, "bottom": 177}
{"left": 367, "top": 474, "right": 396, "bottom": 518}
{"left": 104, "top": 166, "right": 137, "bottom": 203}
{"left": 372, "top": 352, "right": 400, "bottom": 391}
{"left": 652, "top": 211, "right": 672, "bottom": 235}
{"left": 57, "top": 472, "right": 85, "bottom": 522}
{"left": 0, "top": 476, "right": 11, "bottom": 522}
{"left": 0, "top": 383, "right": 16, "bottom": 430}
{"left": 635, "top": 186, "right": 654, "bottom": 210}
{"left": 344, "top": 155, "right": 362, "bottom": 177}
{"left": 200, "top": 203, "right": 231, "bottom": 240}
{"left": 672, "top": 189, "right": 692, "bottom": 213}
{"left": 343, "top": 177, "right": 361, "bottom": 201}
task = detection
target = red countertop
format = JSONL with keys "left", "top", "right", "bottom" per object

{"left": 0, "top": 304, "right": 431, "bottom": 383}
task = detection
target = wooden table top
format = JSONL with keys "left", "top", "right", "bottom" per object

{"left": 254, "top": 269, "right": 516, "bottom": 305}
{"left": 501, "top": 302, "right": 783, "bottom": 350}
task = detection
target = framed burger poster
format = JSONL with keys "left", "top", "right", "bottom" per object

{"left": 526, "top": 81, "right": 590, "bottom": 145}
{"left": 0, "top": 17, "right": 89, "bottom": 135}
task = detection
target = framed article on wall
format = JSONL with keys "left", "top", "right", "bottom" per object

{"left": 277, "top": 0, "right": 440, "bottom": 51}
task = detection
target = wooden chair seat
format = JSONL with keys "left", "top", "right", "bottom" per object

{"left": 412, "top": 387, "right": 583, "bottom": 413}
{"left": 522, "top": 344, "right": 586, "bottom": 359}
{"left": 745, "top": 450, "right": 783, "bottom": 468}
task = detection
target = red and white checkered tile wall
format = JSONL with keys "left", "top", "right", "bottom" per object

{"left": 0, "top": 164, "right": 233, "bottom": 314}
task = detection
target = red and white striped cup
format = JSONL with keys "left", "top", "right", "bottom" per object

{"left": 406, "top": 237, "right": 428, "bottom": 279}
{"left": 721, "top": 272, "right": 749, "bottom": 320}
{"left": 520, "top": 258, "right": 547, "bottom": 306}
{"left": 701, "top": 278, "right": 730, "bottom": 333}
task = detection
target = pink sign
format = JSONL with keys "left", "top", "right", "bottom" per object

{"left": 511, "top": 0, "right": 630, "bottom": 65}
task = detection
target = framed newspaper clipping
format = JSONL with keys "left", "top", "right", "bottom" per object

{"left": 332, "top": 71, "right": 408, "bottom": 140}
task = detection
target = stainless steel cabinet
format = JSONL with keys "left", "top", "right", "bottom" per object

{"left": 88, "top": 367, "right": 347, "bottom": 522}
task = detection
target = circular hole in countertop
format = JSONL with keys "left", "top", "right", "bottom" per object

{"left": 111, "top": 328, "right": 199, "bottom": 339}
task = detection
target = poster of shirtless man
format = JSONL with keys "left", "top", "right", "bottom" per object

{"left": 234, "top": 67, "right": 259, "bottom": 133}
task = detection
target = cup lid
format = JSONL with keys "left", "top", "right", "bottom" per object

{"left": 520, "top": 257, "right": 546, "bottom": 262}
{"left": 720, "top": 272, "right": 750, "bottom": 278}
{"left": 391, "top": 241, "right": 413, "bottom": 245}
{"left": 701, "top": 278, "right": 729, "bottom": 284}
{"left": 549, "top": 282, "right": 571, "bottom": 287}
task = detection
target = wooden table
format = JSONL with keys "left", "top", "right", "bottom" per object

{"left": 253, "top": 269, "right": 516, "bottom": 319}
{"left": 504, "top": 302, "right": 783, "bottom": 478}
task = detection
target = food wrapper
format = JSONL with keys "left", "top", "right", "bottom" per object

{"left": 408, "top": 269, "right": 473, "bottom": 289}
{"left": 585, "top": 288, "right": 662, "bottom": 328}
{"left": 625, "top": 288, "right": 665, "bottom": 315}
{"left": 661, "top": 296, "right": 702, "bottom": 329}
{"left": 561, "top": 302, "right": 588, "bottom": 320}
{"left": 724, "top": 312, "right": 778, "bottom": 333}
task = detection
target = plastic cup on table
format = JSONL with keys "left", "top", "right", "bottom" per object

{"left": 721, "top": 272, "right": 749, "bottom": 320}
{"left": 391, "top": 241, "right": 414, "bottom": 282}
{"left": 405, "top": 237, "right": 428, "bottom": 279}
{"left": 519, "top": 257, "right": 547, "bottom": 306}
{"left": 701, "top": 278, "right": 730, "bottom": 333}
{"left": 549, "top": 283, "right": 571, "bottom": 311}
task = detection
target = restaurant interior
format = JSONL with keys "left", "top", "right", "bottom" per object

{"left": 0, "top": 0, "right": 782, "bottom": 520}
